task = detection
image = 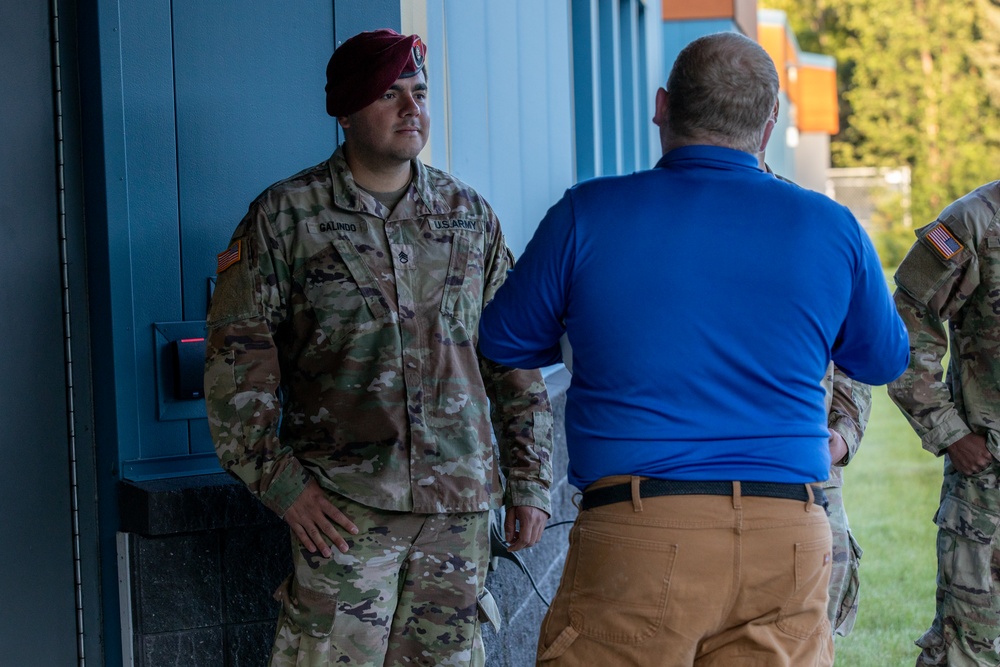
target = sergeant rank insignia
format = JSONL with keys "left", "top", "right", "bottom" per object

{"left": 925, "top": 222, "right": 963, "bottom": 260}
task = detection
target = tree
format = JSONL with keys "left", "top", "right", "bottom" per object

{"left": 763, "top": 0, "right": 1000, "bottom": 230}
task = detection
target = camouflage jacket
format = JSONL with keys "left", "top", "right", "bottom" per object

{"left": 205, "top": 147, "right": 553, "bottom": 517}
{"left": 823, "top": 364, "right": 872, "bottom": 490}
{"left": 889, "top": 182, "right": 1000, "bottom": 456}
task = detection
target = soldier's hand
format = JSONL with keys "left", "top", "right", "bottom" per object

{"left": 282, "top": 479, "right": 359, "bottom": 557}
{"left": 505, "top": 505, "right": 549, "bottom": 552}
{"left": 828, "top": 430, "right": 849, "bottom": 466}
{"left": 945, "top": 433, "right": 993, "bottom": 476}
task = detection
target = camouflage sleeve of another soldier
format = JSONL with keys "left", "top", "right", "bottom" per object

{"left": 887, "top": 208, "right": 990, "bottom": 471}
{"left": 204, "top": 202, "right": 312, "bottom": 517}
{"left": 477, "top": 206, "right": 555, "bottom": 550}
{"left": 829, "top": 366, "right": 872, "bottom": 468}
{"left": 825, "top": 365, "right": 872, "bottom": 637}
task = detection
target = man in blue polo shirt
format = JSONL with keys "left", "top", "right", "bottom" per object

{"left": 477, "top": 32, "right": 908, "bottom": 667}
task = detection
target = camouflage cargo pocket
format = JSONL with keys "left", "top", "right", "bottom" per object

{"left": 934, "top": 495, "right": 1000, "bottom": 608}
{"left": 273, "top": 574, "right": 339, "bottom": 638}
{"left": 833, "top": 531, "right": 863, "bottom": 637}
{"left": 440, "top": 232, "right": 485, "bottom": 337}
{"left": 301, "top": 239, "right": 386, "bottom": 347}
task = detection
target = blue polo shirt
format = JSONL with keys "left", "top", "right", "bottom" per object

{"left": 478, "top": 145, "right": 908, "bottom": 491}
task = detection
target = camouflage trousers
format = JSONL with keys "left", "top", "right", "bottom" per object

{"left": 269, "top": 494, "right": 493, "bottom": 667}
{"left": 823, "top": 484, "right": 863, "bottom": 637}
{"left": 915, "top": 464, "right": 1000, "bottom": 667}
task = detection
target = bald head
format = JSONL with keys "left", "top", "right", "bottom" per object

{"left": 659, "top": 32, "right": 780, "bottom": 154}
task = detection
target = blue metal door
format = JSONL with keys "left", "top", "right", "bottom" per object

{"left": 82, "top": 2, "right": 400, "bottom": 662}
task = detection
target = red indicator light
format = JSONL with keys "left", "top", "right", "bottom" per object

{"left": 180, "top": 338, "right": 205, "bottom": 343}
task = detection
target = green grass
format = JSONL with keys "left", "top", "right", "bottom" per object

{"left": 831, "top": 385, "right": 943, "bottom": 666}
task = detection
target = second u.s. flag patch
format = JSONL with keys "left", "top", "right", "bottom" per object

{"left": 925, "top": 222, "right": 963, "bottom": 260}
{"left": 216, "top": 240, "right": 242, "bottom": 274}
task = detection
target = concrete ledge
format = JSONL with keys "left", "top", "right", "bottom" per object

{"left": 119, "top": 474, "right": 280, "bottom": 537}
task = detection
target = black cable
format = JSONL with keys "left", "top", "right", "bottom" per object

{"left": 490, "top": 510, "right": 581, "bottom": 607}
{"left": 522, "top": 558, "right": 551, "bottom": 607}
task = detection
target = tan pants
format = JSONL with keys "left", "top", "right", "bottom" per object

{"left": 536, "top": 476, "right": 834, "bottom": 667}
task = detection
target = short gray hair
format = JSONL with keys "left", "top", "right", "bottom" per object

{"left": 665, "top": 32, "right": 780, "bottom": 153}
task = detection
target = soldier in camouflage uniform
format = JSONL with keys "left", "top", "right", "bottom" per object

{"left": 889, "top": 182, "right": 1000, "bottom": 666}
{"left": 204, "top": 29, "right": 553, "bottom": 667}
{"left": 824, "top": 365, "right": 871, "bottom": 637}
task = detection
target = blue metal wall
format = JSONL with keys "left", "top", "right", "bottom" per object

{"left": 575, "top": 0, "right": 664, "bottom": 183}
{"left": 420, "top": 0, "right": 662, "bottom": 256}
{"left": 83, "top": 0, "right": 400, "bottom": 485}
{"left": 91, "top": 0, "right": 342, "bottom": 481}
{"left": 78, "top": 1, "right": 400, "bottom": 660}
{"left": 422, "top": 0, "right": 576, "bottom": 257}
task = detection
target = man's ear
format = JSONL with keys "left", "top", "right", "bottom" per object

{"left": 337, "top": 115, "right": 350, "bottom": 131}
{"left": 759, "top": 101, "right": 780, "bottom": 152}
{"left": 760, "top": 117, "right": 776, "bottom": 152}
{"left": 652, "top": 87, "right": 669, "bottom": 128}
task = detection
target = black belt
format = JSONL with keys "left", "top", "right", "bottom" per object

{"left": 580, "top": 479, "right": 827, "bottom": 511}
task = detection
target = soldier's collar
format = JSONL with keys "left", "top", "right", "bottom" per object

{"left": 410, "top": 158, "right": 453, "bottom": 216}
{"left": 328, "top": 147, "right": 450, "bottom": 217}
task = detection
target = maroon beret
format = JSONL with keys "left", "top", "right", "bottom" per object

{"left": 325, "top": 29, "right": 427, "bottom": 118}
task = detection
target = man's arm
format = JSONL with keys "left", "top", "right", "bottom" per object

{"left": 205, "top": 204, "right": 356, "bottom": 555}
{"left": 478, "top": 192, "right": 576, "bottom": 369}
{"left": 830, "top": 224, "right": 910, "bottom": 385}
{"left": 887, "top": 218, "right": 991, "bottom": 474}
{"left": 887, "top": 290, "right": 966, "bottom": 455}
{"left": 476, "top": 207, "right": 555, "bottom": 551}
{"left": 828, "top": 367, "right": 871, "bottom": 467}
{"left": 481, "top": 357, "right": 553, "bottom": 551}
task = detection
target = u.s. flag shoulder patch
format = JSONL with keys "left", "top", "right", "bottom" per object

{"left": 216, "top": 240, "right": 242, "bottom": 274}
{"left": 924, "top": 222, "right": 963, "bottom": 260}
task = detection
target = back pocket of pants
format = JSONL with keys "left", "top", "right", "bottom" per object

{"left": 777, "top": 535, "right": 833, "bottom": 639}
{"left": 568, "top": 526, "right": 677, "bottom": 644}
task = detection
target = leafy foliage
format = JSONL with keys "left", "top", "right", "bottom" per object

{"left": 870, "top": 193, "right": 914, "bottom": 267}
{"left": 763, "top": 0, "right": 1000, "bottom": 232}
